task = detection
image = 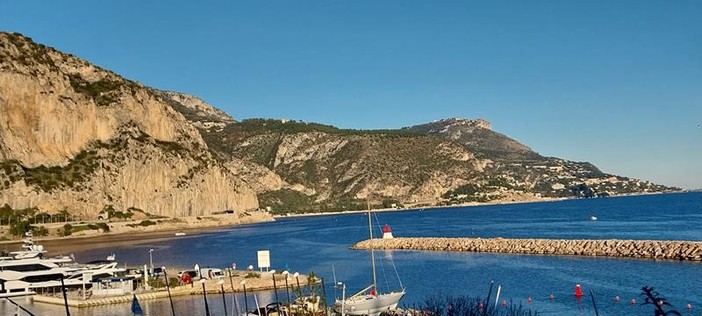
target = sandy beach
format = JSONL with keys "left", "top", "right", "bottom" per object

{"left": 0, "top": 211, "right": 274, "bottom": 256}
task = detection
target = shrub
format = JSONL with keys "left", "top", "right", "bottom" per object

{"left": 95, "top": 222, "right": 110, "bottom": 232}
{"left": 58, "top": 223, "right": 73, "bottom": 236}
{"left": 9, "top": 220, "right": 31, "bottom": 237}
{"left": 32, "top": 225, "right": 49, "bottom": 237}
{"left": 126, "top": 220, "right": 156, "bottom": 228}
{"left": 415, "top": 294, "right": 539, "bottom": 316}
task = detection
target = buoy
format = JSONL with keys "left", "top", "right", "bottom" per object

{"left": 658, "top": 300, "right": 664, "bottom": 306}
{"left": 382, "top": 224, "right": 394, "bottom": 239}
{"left": 614, "top": 295, "right": 620, "bottom": 302}
{"left": 631, "top": 299, "right": 636, "bottom": 305}
{"left": 502, "top": 299, "right": 507, "bottom": 307}
{"left": 687, "top": 303, "right": 692, "bottom": 310}
{"left": 528, "top": 297, "right": 532, "bottom": 303}
{"left": 549, "top": 294, "right": 554, "bottom": 301}
{"left": 574, "top": 284, "right": 583, "bottom": 298}
{"left": 478, "top": 302, "right": 483, "bottom": 310}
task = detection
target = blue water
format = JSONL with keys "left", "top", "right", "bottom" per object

{"left": 4, "top": 192, "right": 702, "bottom": 315}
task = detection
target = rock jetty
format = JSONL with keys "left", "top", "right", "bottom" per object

{"left": 352, "top": 237, "right": 702, "bottom": 261}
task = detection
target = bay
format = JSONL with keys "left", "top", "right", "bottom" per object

{"left": 4, "top": 192, "right": 701, "bottom": 315}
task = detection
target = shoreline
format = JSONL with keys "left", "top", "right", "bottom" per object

{"left": 273, "top": 196, "right": 565, "bottom": 219}
{"left": 272, "top": 191, "right": 682, "bottom": 220}
{"left": 1, "top": 192, "right": 686, "bottom": 257}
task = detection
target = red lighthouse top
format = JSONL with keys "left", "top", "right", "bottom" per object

{"left": 383, "top": 224, "right": 392, "bottom": 233}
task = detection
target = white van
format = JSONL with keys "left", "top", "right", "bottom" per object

{"left": 200, "top": 268, "right": 224, "bottom": 279}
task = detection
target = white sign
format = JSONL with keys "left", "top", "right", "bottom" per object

{"left": 257, "top": 250, "right": 271, "bottom": 270}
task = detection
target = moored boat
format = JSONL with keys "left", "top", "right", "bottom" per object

{"left": 333, "top": 207, "right": 405, "bottom": 316}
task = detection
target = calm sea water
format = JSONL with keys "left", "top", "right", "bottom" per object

{"left": 4, "top": 192, "right": 701, "bottom": 316}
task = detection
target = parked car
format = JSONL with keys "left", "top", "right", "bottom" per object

{"left": 200, "top": 268, "right": 224, "bottom": 279}
{"left": 177, "top": 269, "right": 198, "bottom": 279}
{"left": 150, "top": 267, "right": 164, "bottom": 277}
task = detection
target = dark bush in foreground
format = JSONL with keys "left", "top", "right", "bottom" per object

{"left": 406, "top": 294, "right": 539, "bottom": 316}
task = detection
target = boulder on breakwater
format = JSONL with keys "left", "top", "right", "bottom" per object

{"left": 352, "top": 237, "right": 702, "bottom": 261}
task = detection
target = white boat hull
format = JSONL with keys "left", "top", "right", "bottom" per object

{"left": 334, "top": 291, "right": 405, "bottom": 316}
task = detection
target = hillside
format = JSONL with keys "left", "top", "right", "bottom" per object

{"left": 0, "top": 32, "right": 259, "bottom": 226}
{"left": 0, "top": 31, "right": 678, "bottom": 224}
{"left": 198, "top": 119, "right": 677, "bottom": 214}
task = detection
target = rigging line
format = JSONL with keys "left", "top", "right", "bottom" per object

{"left": 372, "top": 212, "right": 397, "bottom": 292}
{"left": 5, "top": 297, "right": 37, "bottom": 316}
{"left": 376, "top": 248, "right": 391, "bottom": 292}
{"left": 390, "top": 252, "right": 404, "bottom": 290}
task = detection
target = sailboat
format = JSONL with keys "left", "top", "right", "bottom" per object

{"left": 333, "top": 208, "right": 405, "bottom": 316}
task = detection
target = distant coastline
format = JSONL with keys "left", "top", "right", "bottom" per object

{"left": 272, "top": 190, "right": 684, "bottom": 220}
{"left": 0, "top": 191, "right": 689, "bottom": 257}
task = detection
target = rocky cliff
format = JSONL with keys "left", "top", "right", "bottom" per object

{"left": 0, "top": 32, "right": 258, "bottom": 218}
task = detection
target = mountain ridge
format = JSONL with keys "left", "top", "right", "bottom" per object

{"left": 0, "top": 31, "right": 679, "bottom": 221}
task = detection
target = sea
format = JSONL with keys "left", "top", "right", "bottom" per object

{"left": 3, "top": 192, "right": 701, "bottom": 316}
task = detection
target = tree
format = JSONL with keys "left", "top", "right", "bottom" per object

{"left": 9, "top": 220, "right": 31, "bottom": 237}
{"left": 32, "top": 225, "right": 49, "bottom": 237}
{"left": 58, "top": 223, "right": 73, "bottom": 237}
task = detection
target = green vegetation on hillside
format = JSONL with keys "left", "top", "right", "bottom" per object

{"left": 258, "top": 189, "right": 372, "bottom": 214}
{"left": 229, "top": 119, "right": 422, "bottom": 137}
{"left": 1, "top": 32, "right": 59, "bottom": 71}
{"left": 258, "top": 189, "right": 315, "bottom": 214}
{"left": 200, "top": 119, "right": 423, "bottom": 164}
{"left": 22, "top": 148, "right": 100, "bottom": 192}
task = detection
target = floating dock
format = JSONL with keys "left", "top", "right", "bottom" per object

{"left": 31, "top": 270, "right": 313, "bottom": 308}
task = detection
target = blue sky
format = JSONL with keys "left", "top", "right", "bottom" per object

{"left": 2, "top": 1, "right": 700, "bottom": 188}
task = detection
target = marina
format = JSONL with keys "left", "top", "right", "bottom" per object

{"left": 2, "top": 192, "right": 701, "bottom": 315}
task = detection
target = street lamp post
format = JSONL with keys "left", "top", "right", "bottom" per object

{"left": 218, "top": 280, "right": 228, "bottom": 316}
{"left": 270, "top": 270, "right": 279, "bottom": 303}
{"left": 282, "top": 271, "right": 291, "bottom": 307}
{"left": 240, "top": 280, "right": 249, "bottom": 314}
{"left": 200, "top": 279, "right": 211, "bottom": 316}
{"left": 293, "top": 272, "right": 301, "bottom": 296}
{"left": 60, "top": 276, "right": 70, "bottom": 316}
{"left": 337, "top": 282, "right": 346, "bottom": 316}
{"left": 228, "top": 266, "right": 237, "bottom": 315}
{"left": 148, "top": 249, "right": 154, "bottom": 275}
{"left": 162, "top": 267, "right": 176, "bottom": 316}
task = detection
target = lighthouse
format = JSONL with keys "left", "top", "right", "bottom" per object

{"left": 382, "top": 224, "right": 394, "bottom": 239}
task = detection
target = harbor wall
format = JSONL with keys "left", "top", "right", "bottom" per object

{"left": 352, "top": 237, "right": 702, "bottom": 261}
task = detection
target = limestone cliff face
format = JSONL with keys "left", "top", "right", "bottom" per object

{"left": 0, "top": 32, "right": 258, "bottom": 217}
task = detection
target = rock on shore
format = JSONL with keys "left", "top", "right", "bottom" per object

{"left": 352, "top": 237, "right": 702, "bottom": 261}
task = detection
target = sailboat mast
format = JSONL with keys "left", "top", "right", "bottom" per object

{"left": 368, "top": 202, "right": 377, "bottom": 293}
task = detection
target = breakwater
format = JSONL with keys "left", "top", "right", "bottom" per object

{"left": 352, "top": 237, "right": 702, "bottom": 261}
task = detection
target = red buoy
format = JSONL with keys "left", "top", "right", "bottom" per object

{"left": 549, "top": 294, "right": 554, "bottom": 301}
{"left": 614, "top": 295, "right": 620, "bottom": 302}
{"left": 631, "top": 299, "right": 636, "bottom": 305}
{"left": 687, "top": 303, "right": 692, "bottom": 310}
{"left": 502, "top": 299, "right": 507, "bottom": 307}
{"left": 574, "top": 284, "right": 583, "bottom": 298}
{"left": 478, "top": 302, "right": 483, "bottom": 310}
{"left": 527, "top": 297, "right": 532, "bottom": 303}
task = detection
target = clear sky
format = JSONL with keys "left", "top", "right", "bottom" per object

{"left": 1, "top": 1, "right": 700, "bottom": 189}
